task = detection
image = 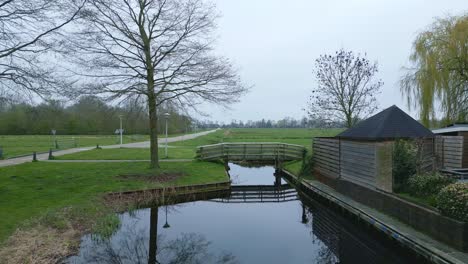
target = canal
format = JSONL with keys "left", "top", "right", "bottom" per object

{"left": 67, "top": 164, "right": 427, "bottom": 264}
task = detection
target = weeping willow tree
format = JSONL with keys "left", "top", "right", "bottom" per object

{"left": 401, "top": 14, "right": 468, "bottom": 127}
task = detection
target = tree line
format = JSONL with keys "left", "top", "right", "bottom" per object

{"left": 196, "top": 117, "right": 344, "bottom": 129}
{"left": 0, "top": 96, "right": 193, "bottom": 135}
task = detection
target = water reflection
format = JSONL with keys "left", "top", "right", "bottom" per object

{"left": 68, "top": 206, "right": 238, "bottom": 264}
{"left": 67, "top": 164, "right": 424, "bottom": 264}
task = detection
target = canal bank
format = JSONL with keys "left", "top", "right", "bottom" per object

{"left": 282, "top": 169, "right": 468, "bottom": 264}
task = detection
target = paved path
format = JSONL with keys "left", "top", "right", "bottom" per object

{"left": 0, "top": 129, "right": 218, "bottom": 168}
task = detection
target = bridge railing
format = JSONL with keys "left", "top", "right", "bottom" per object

{"left": 196, "top": 142, "right": 306, "bottom": 161}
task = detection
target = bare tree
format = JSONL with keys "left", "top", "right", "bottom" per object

{"left": 68, "top": 0, "right": 247, "bottom": 168}
{"left": 306, "top": 49, "right": 383, "bottom": 128}
{"left": 0, "top": 0, "right": 86, "bottom": 100}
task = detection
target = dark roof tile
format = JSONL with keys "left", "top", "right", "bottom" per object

{"left": 337, "top": 105, "right": 434, "bottom": 140}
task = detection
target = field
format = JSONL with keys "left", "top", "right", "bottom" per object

{"left": 0, "top": 135, "right": 149, "bottom": 159}
{"left": 57, "top": 147, "right": 196, "bottom": 160}
{"left": 57, "top": 128, "right": 342, "bottom": 160}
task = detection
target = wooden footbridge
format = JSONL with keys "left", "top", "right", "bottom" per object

{"left": 196, "top": 143, "right": 306, "bottom": 163}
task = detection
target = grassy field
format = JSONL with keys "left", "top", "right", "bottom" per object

{"left": 0, "top": 161, "right": 226, "bottom": 242}
{"left": 56, "top": 128, "right": 341, "bottom": 160}
{"left": 0, "top": 135, "right": 150, "bottom": 159}
{"left": 173, "top": 128, "right": 343, "bottom": 149}
{"left": 56, "top": 147, "right": 196, "bottom": 160}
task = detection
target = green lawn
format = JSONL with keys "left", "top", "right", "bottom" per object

{"left": 0, "top": 135, "right": 150, "bottom": 158}
{"left": 0, "top": 161, "right": 227, "bottom": 242}
{"left": 56, "top": 147, "right": 196, "bottom": 160}
{"left": 172, "top": 128, "right": 343, "bottom": 150}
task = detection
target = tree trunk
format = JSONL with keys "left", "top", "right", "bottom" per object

{"left": 148, "top": 91, "right": 159, "bottom": 168}
{"left": 139, "top": 17, "right": 159, "bottom": 169}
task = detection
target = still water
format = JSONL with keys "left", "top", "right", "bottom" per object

{"left": 67, "top": 164, "right": 424, "bottom": 264}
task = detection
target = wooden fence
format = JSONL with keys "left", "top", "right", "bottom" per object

{"left": 435, "top": 136, "right": 463, "bottom": 169}
{"left": 196, "top": 143, "right": 306, "bottom": 162}
{"left": 313, "top": 138, "right": 340, "bottom": 179}
{"left": 340, "top": 141, "right": 378, "bottom": 188}
{"left": 313, "top": 137, "right": 436, "bottom": 192}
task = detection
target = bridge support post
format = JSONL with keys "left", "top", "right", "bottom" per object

{"left": 223, "top": 158, "right": 230, "bottom": 172}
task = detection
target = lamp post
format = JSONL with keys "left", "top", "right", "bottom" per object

{"left": 164, "top": 112, "right": 170, "bottom": 158}
{"left": 163, "top": 206, "right": 170, "bottom": 228}
{"left": 118, "top": 115, "right": 123, "bottom": 147}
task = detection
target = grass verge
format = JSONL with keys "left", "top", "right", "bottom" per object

{"left": 56, "top": 147, "right": 195, "bottom": 160}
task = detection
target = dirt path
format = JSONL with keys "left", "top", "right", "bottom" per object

{"left": 0, "top": 129, "right": 218, "bottom": 168}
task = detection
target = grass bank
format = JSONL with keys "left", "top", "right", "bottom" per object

{"left": 56, "top": 147, "right": 195, "bottom": 160}
{"left": 0, "top": 161, "right": 227, "bottom": 243}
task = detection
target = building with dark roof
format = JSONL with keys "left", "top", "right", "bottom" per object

{"left": 313, "top": 106, "right": 435, "bottom": 193}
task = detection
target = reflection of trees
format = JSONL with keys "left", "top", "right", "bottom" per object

{"left": 71, "top": 207, "right": 237, "bottom": 264}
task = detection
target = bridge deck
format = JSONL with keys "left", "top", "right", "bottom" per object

{"left": 196, "top": 142, "right": 306, "bottom": 162}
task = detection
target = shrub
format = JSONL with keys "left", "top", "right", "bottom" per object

{"left": 393, "top": 140, "right": 417, "bottom": 191}
{"left": 436, "top": 183, "right": 468, "bottom": 222}
{"left": 407, "top": 172, "right": 455, "bottom": 197}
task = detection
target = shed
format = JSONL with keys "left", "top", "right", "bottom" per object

{"left": 432, "top": 124, "right": 468, "bottom": 169}
{"left": 313, "top": 105, "right": 435, "bottom": 193}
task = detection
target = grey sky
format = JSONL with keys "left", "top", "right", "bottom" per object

{"left": 198, "top": 0, "right": 467, "bottom": 123}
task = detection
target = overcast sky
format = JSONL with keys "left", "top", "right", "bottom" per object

{"left": 197, "top": 0, "right": 467, "bottom": 123}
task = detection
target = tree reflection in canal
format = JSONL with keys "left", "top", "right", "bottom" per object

{"left": 68, "top": 207, "right": 238, "bottom": 264}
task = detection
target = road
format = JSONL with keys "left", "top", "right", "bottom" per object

{"left": 0, "top": 129, "right": 218, "bottom": 168}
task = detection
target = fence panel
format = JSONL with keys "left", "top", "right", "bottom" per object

{"left": 340, "top": 141, "right": 376, "bottom": 188}
{"left": 435, "top": 136, "right": 463, "bottom": 169}
{"left": 313, "top": 138, "right": 340, "bottom": 179}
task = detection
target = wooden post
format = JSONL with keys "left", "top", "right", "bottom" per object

{"left": 0, "top": 146, "right": 3, "bottom": 159}
{"left": 48, "top": 149, "right": 54, "bottom": 160}
{"left": 243, "top": 144, "right": 247, "bottom": 160}
{"left": 32, "top": 152, "right": 37, "bottom": 162}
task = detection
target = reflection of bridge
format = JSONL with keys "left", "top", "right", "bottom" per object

{"left": 211, "top": 183, "right": 298, "bottom": 203}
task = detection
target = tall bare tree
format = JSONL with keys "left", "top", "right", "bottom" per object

{"left": 306, "top": 49, "right": 383, "bottom": 128}
{"left": 68, "top": 0, "right": 246, "bottom": 168}
{"left": 0, "top": 0, "right": 85, "bottom": 101}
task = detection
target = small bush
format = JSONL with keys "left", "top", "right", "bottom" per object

{"left": 407, "top": 172, "right": 455, "bottom": 197}
{"left": 393, "top": 140, "right": 417, "bottom": 192}
{"left": 436, "top": 183, "right": 468, "bottom": 222}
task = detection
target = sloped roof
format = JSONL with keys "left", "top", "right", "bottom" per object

{"left": 337, "top": 105, "right": 434, "bottom": 140}
{"left": 433, "top": 123, "right": 468, "bottom": 134}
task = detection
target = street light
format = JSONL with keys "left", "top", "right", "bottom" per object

{"left": 163, "top": 206, "right": 170, "bottom": 228}
{"left": 164, "top": 112, "right": 170, "bottom": 158}
{"left": 118, "top": 115, "right": 123, "bottom": 147}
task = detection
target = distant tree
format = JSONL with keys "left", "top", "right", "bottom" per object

{"left": 401, "top": 14, "right": 468, "bottom": 126}
{"left": 0, "top": 0, "right": 85, "bottom": 100}
{"left": 69, "top": 0, "right": 247, "bottom": 168}
{"left": 306, "top": 49, "right": 383, "bottom": 128}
